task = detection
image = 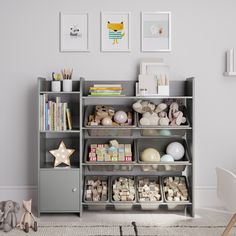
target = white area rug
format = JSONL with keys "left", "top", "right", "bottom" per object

{"left": 0, "top": 209, "right": 235, "bottom": 236}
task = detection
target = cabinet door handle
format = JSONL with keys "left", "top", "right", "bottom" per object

{"left": 72, "top": 188, "right": 77, "bottom": 192}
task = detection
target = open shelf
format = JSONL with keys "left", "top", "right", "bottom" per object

{"left": 39, "top": 77, "right": 80, "bottom": 92}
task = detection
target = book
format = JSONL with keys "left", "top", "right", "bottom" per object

{"left": 90, "top": 92, "right": 122, "bottom": 96}
{"left": 89, "top": 87, "right": 122, "bottom": 90}
{"left": 93, "top": 84, "right": 122, "bottom": 88}
{"left": 66, "top": 108, "right": 72, "bottom": 130}
{"left": 89, "top": 90, "right": 122, "bottom": 93}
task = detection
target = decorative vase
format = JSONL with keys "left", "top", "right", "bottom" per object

{"left": 51, "top": 81, "right": 61, "bottom": 92}
{"left": 63, "top": 80, "right": 72, "bottom": 92}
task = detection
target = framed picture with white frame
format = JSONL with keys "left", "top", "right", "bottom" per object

{"left": 60, "top": 13, "right": 89, "bottom": 52}
{"left": 101, "top": 12, "right": 131, "bottom": 52}
{"left": 141, "top": 12, "right": 171, "bottom": 52}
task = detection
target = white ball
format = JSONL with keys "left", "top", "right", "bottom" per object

{"left": 166, "top": 142, "right": 185, "bottom": 160}
{"left": 161, "top": 154, "right": 174, "bottom": 162}
{"left": 101, "top": 117, "right": 112, "bottom": 126}
{"left": 114, "top": 111, "right": 128, "bottom": 124}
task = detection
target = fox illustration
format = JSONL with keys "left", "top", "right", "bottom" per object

{"left": 107, "top": 21, "right": 125, "bottom": 44}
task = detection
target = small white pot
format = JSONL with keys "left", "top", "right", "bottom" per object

{"left": 51, "top": 81, "right": 61, "bottom": 92}
{"left": 63, "top": 80, "right": 72, "bottom": 92}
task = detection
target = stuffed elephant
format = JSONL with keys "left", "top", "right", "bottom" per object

{"left": 0, "top": 200, "right": 20, "bottom": 232}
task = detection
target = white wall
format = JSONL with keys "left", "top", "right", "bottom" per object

{"left": 1, "top": 0, "right": 236, "bottom": 207}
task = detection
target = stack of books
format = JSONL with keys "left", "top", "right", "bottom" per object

{"left": 89, "top": 84, "right": 123, "bottom": 96}
{"left": 40, "top": 94, "right": 72, "bottom": 131}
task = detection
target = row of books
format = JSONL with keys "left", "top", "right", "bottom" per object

{"left": 40, "top": 95, "right": 72, "bottom": 131}
{"left": 89, "top": 84, "right": 123, "bottom": 96}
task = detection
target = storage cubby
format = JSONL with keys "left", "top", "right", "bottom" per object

{"left": 39, "top": 78, "right": 80, "bottom": 92}
{"left": 39, "top": 133, "right": 80, "bottom": 168}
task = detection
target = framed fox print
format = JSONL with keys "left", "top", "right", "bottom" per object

{"left": 101, "top": 12, "right": 131, "bottom": 52}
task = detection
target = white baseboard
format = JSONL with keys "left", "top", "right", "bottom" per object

{"left": 0, "top": 185, "right": 37, "bottom": 207}
{"left": 195, "top": 186, "right": 221, "bottom": 208}
{"left": 0, "top": 185, "right": 220, "bottom": 209}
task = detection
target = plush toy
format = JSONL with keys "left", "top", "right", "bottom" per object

{"left": 133, "top": 100, "right": 186, "bottom": 126}
{"left": 168, "top": 102, "right": 186, "bottom": 126}
{"left": 18, "top": 199, "right": 37, "bottom": 233}
{"left": 0, "top": 200, "right": 20, "bottom": 232}
{"left": 132, "top": 100, "right": 155, "bottom": 114}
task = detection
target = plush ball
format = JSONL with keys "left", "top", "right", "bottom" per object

{"left": 114, "top": 111, "right": 128, "bottom": 124}
{"left": 161, "top": 154, "right": 174, "bottom": 162}
{"left": 101, "top": 117, "right": 112, "bottom": 126}
{"left": 166, "top": 142, "right": 185, "bottom": 160}
{"left": 141, "top": 148, "right": 160, "bottom": 162}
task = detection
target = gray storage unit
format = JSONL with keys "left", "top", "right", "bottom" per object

{"left": 38, "top": 78, "right": 82, "bottom": 216}
{"left": 82, "top": 78, "right": 195, "bottom": 217}
{"left": 38, "top": 77, "right": 195, "bottom": 217}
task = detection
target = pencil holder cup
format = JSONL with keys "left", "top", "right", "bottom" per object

{"left": 51, "top": 81, "right": 61, "bottom": 92}
{"left": 63, "top": 80, "right": 72, "bottom": 92}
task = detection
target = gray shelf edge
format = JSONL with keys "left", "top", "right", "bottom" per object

{"left": 82, "top": 163, "right": 192, "bottom": 166}
{"left": 82, "top": 202, "right": 192, "bottom": 206}
{"left": 82, "top": 96, "right": 193, "bottom": 99}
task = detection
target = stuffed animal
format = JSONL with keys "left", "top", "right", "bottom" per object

{"left": 0, "top": 200, "right": 20, "bottom": 232}
{"left": 168, "top": 102, "right": 186, "bottom": 126}
{"left": 18, "top": 199, "right": 37, "bottom": 233}
{"left": 133, "top": 100, "right": 186, "bottom": 126}
{"left": 132, "top": 100, "right": 155, "bottom": 114}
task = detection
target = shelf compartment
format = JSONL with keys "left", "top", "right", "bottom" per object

{"left": 39, "top": 78, "right": 80, "bottom": 92}
{"left": 39, "top": 133, "right": 80, "bottom": 168}
{"left": 162, "top": 175, "right": 190, "bottom": 211}
{"left": 82, "top": 80, "right": 136, "bottom": 97}
{"left": 137, "top": 138, "right": 191, "bottom": 172}
{"left": 84, "top": 105, "right": 136, "bottom": 136}
{"left": 83, "top": 176, "right": 110, "bottom": 210}
{"left": 84, "top": 138, "right": 136, "bottom": 172}
{"left": 111, "top": 176, "right": 136, "bottom": 210}
{"left": 82, "top": 80, "right": 193, "bottom": 97}
{"left": 136, "top": 176, "right": 163, "bottom": 210}
{"left": 137, "top": 106, "right": 190, "bottom": 129}
{"left": 40, "top": 93, "right": 80, "bottom": 132}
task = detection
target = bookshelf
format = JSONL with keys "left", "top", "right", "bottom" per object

{"left": 37, "top": 78, "right": 82, "bottom": 216}
{"left": 38, "top": 77, "right": 194, "bottom": 217}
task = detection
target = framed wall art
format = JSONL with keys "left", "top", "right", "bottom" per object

{"left": 141, "top": 12, "right": 171, "bottom": 52}
{"left": 101, "top": 12, "right": 131, "bottom": 52}
{"left": 60, "top": 13, "right": 89, "bottom": 52}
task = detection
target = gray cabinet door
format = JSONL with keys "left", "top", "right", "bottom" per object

{"left": 40, "top": 170, "right": 80, "bottom": 212}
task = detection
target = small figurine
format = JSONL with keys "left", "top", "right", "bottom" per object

{"left": 18, "top": 199, "right": 37, "bottom": 233}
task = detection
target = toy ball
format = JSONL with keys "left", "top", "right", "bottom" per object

{"left": 101, "top": 117, "right": 112, "bottom": 126}
{"left": 161, "top": 154, "right": 174, "bottom": 162}
{"left": 158, "top": 130, "right": 172, "bottom": 136}
{"left": 166, "top": 142, "right": 185, "bottom": 160}
{"left": 114, "top": 111, "right": 128, "bottom": 124}
{"left": 141, "top": 148, "right": 160, "bottom": 162}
